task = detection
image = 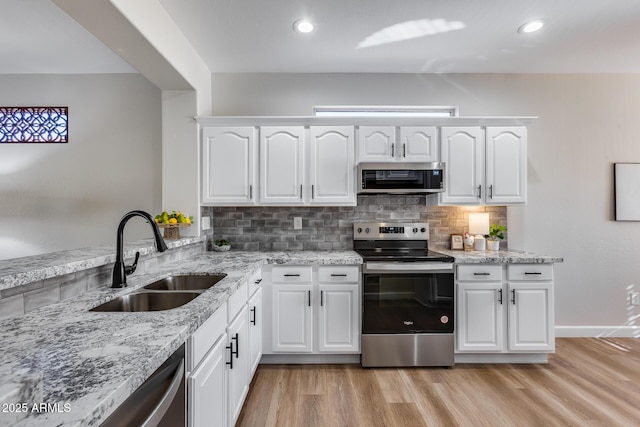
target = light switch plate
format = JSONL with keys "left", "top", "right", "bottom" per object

{"left": 201, "top": 216, "right": 211, "bottom": 230}
{"left": 293, "top": 217, "right": 302, "bottom": 230}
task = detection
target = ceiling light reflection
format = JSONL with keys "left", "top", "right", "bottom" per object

{"left": 357, "top": 18, "right": 466, "bottom": 49}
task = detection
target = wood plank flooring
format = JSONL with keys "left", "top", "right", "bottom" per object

{"left": 237, "top": 338, "right": 640, "bottom": 427}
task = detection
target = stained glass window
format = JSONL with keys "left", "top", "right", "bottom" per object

{"left": 0, "top": 107, "right": 68, "bottom": 143}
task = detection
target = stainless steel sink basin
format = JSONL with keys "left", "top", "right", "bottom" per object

{"left": 143, "top": 274, "right": 227, "bottom": 291}
{"left": 90, "top": 291, "right": 201, "bottom": 312}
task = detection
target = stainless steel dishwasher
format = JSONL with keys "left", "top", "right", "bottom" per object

{"left": 101, "top": 344, "right": 186, "bottom": 427}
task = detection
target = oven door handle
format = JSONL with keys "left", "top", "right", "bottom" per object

{"left": 363, "top": 262, "right": 454, "bottom": 274}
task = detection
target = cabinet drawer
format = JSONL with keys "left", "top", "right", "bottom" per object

{"left": 228, "top": 280, "right": 248, "bottom": 322}
{"left": 247, "top": 269, "right": 262, "bottom": 297}
{"left": 271, "top": 266, "right": 312, "bottom": 283}
{"left": 190, "top": 303, "right": 228, "bottom": 371}
{"left": 507, "top": 264, "right": 553, "bottom": 281}
{"left": 457, "top": 264, "right": 503, "bottom": 281}
{"left": 318, "top": 266, "right": 359, "bottom": 283}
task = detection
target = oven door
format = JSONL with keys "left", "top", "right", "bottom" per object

{"left": 362, "top": 263, "right": 454, "bottom": 334}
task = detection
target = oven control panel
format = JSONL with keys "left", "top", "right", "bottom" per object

{"left": 353, "top": 222, "right": 429, "bottom": 240}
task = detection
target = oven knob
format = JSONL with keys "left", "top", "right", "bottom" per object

{"left": 412, "top": 227, "right": 418, "bottom": 233}
{"left": 365, "top": 227, "right": 370, "bottom": 233}
{"left": 440, "top": 315, "right": 449, "bottom": 324}
{"left": 357, "top": 227, "right": 362, "bottom": 233}
{"left": 421, "top": 227, "right": 427, "bottom": 233}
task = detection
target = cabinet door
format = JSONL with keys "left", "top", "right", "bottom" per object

{"left": 309, "top": 126, "right": 356, "bottom": 205}
{"left": 188, "top": 334, "right": 227, "bottom": 427}
{"left": 357, "top": 126, "right": 396, "bottom": 162}
{"left": 440, "top": 127, "right": 484, "bottom": 205}
{"left": 507, "top": 282, "right": 554, "bottom": 351}
{"left": 202, "top": 127, "right": 256, "bottom": 204}
{"left": 260, "top": 126, "right": 305, "bottom": 204}
{"left": 457, "top": 282, "right": 504, "bottom": 351}
{"left": 227, "top": 306, "right": 250, "bottom": 427}
{"left": 248, "top": 288, "right": 263, "bottom": 375}
{"left": 272, "top": 284, "right": 313, "bottom": 352}
{"left": 399, "top": 126, "right": 438, "bottom": 162}
{"left": 486, "top": 126, "right": 527, "bottom": 204}
{"left": 318, "top": 284, "right": 360, "bottom": 353}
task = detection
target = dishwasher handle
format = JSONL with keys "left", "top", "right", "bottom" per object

{"left": 140, "top": 358, "right": 185, "bottom": 427}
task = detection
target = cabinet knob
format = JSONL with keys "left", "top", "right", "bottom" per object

{"left": 420, "top": 227, "right": 426, "bottom": 233}
{"left": 412, "top": 227, "right": 418, "bottom": 233}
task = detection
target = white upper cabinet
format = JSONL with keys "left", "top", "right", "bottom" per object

{"left": 440, "top": 126, "right": 527, "bottom": 205}
{"left": 260, "top": 126, "right": 305, "bottom": 204}
{"left": 358, "top": 126, "right": 438, "bottom": 163}
{"left": 399, "top": 126, "right": 438, "bottom": 162}
{"left": 440, "top": 126, "right": 485, "bottom": 205}
{"left": 202, "top": 126, "right": 257, "bottom": 205}
{"left": 486, "top": 127, "right": 527, "bottom": 204}
{"left": 357, "top": 126, "right": 396, "bottom": 162}
{"left": 309, "top": 126, "right": 355, "bottom": 205}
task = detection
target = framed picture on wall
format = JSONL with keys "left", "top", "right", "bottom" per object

{"left": 614, "top": 163, "right": 640, "bottom": 221}
{"left": 451, "top": 235, "right": 463, "bottom": 250}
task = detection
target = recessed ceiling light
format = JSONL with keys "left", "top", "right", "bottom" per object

{"left": 293, "top": 19, "right": 314, "bottom": 34}
{"left": 518, "top": 19, "right": 544, "bottom": 34}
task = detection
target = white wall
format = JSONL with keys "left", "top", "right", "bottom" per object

{"left": 0, "top": 74, "right": 162, "bottom": 259}
{"left": 210, "top": 72, "right": 640, "bottom": 333}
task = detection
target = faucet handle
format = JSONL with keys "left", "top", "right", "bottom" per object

{"left": 124, "top": 251, "right": 140, "bottom": 276}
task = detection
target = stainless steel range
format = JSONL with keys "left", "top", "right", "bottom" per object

{"left": 354, "top": 222, "right": 455, "bottom": 367}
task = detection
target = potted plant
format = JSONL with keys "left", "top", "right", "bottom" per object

{"left": 484, "top": 224, "right": 506, "bottom": 251}
{"left": 213, "top": 239, "right": 231, "bottom": 252}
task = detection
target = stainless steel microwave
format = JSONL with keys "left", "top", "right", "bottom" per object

{"left": 357, "top": 162, "right": 445, "bottom": 194}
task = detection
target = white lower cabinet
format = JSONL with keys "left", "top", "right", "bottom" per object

{"left": 227, "top": 305, "right": 250, "bottom": 427}
{"left": 188, "top": 269, "right": 263, "bottom": 427}
{"left": 188, "top": 335, "right": 227, "bottom": 427}
{"left": 272, "top": 283, "right": 314, "bottom": 352}
{"left": 265, "top": 265, "right": 361, "bottom": 355}
{"left": 248, "top": 287, "right": 263, "bottom": 375}
{"left": 318, "top": 284, "right": 360, "bottom": 352}
{"left": 456, "top": 263, "right": 555, "bottom": 353}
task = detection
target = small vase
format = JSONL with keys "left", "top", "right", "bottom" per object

{"left": 487, "top": 240, "right": 500, "bottom": 251}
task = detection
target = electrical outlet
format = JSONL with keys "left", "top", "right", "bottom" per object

{"left": 293, "top": 217, "right": 302, "bottom": 230}
{"left": 630, "top": 291, "right": 640, "bottom": 306}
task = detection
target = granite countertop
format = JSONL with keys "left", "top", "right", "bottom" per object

{"left": 0, "top": 250, "right": 362, "bottom": 427}
{"left": 0, "top": 236, "right": 205, "bottom": 292}
{"left": 437, "top": 248, "right": 563, "bottom": 264}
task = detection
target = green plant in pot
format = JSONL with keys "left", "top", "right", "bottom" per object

{"left": 484, "top": 224, "right": 506, "bottom": 251}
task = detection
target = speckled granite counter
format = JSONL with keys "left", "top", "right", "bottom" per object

{"left": 438, "top": 248, "right": 563, "bottom": 264}
{"left": 0, "top": 236, "right": 205, "bottom": 292}
{"left": 0, "top": 250, "right": 361, "bottom": 427}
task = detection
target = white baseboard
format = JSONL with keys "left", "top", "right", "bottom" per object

{"left": 260, "top": 354, "right": 361, "bottom": 364}
{"left": 555, "top": 326, "right": 640, "bottom": 338}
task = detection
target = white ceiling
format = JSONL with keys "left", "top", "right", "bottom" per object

{"left": 2, "top": 0, "right": 640, "bottom": 74}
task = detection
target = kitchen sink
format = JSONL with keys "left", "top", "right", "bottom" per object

{"left": 143, "top": 274, "right": 227, "bottom": 291}
{"left": 90, "top": 291, "right": 201, "bottom": 312}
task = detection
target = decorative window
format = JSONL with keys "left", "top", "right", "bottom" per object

{"left": 313, "top": 105, "right": 458, "bottom": 117}
{"left": 0, "top": 107, "right": 68, "bottom": 143}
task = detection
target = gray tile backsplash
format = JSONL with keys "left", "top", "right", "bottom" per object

{"left": 202, "top": 195, "right": 507, "bottom": 251}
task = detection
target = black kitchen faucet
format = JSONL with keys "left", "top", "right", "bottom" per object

{"left": 111, "top": 210, "right": 168, "bottom": 288}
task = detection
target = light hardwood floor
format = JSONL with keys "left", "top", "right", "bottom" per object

{"left": 237, "top": 338, "right": 640, "bottom": 427}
